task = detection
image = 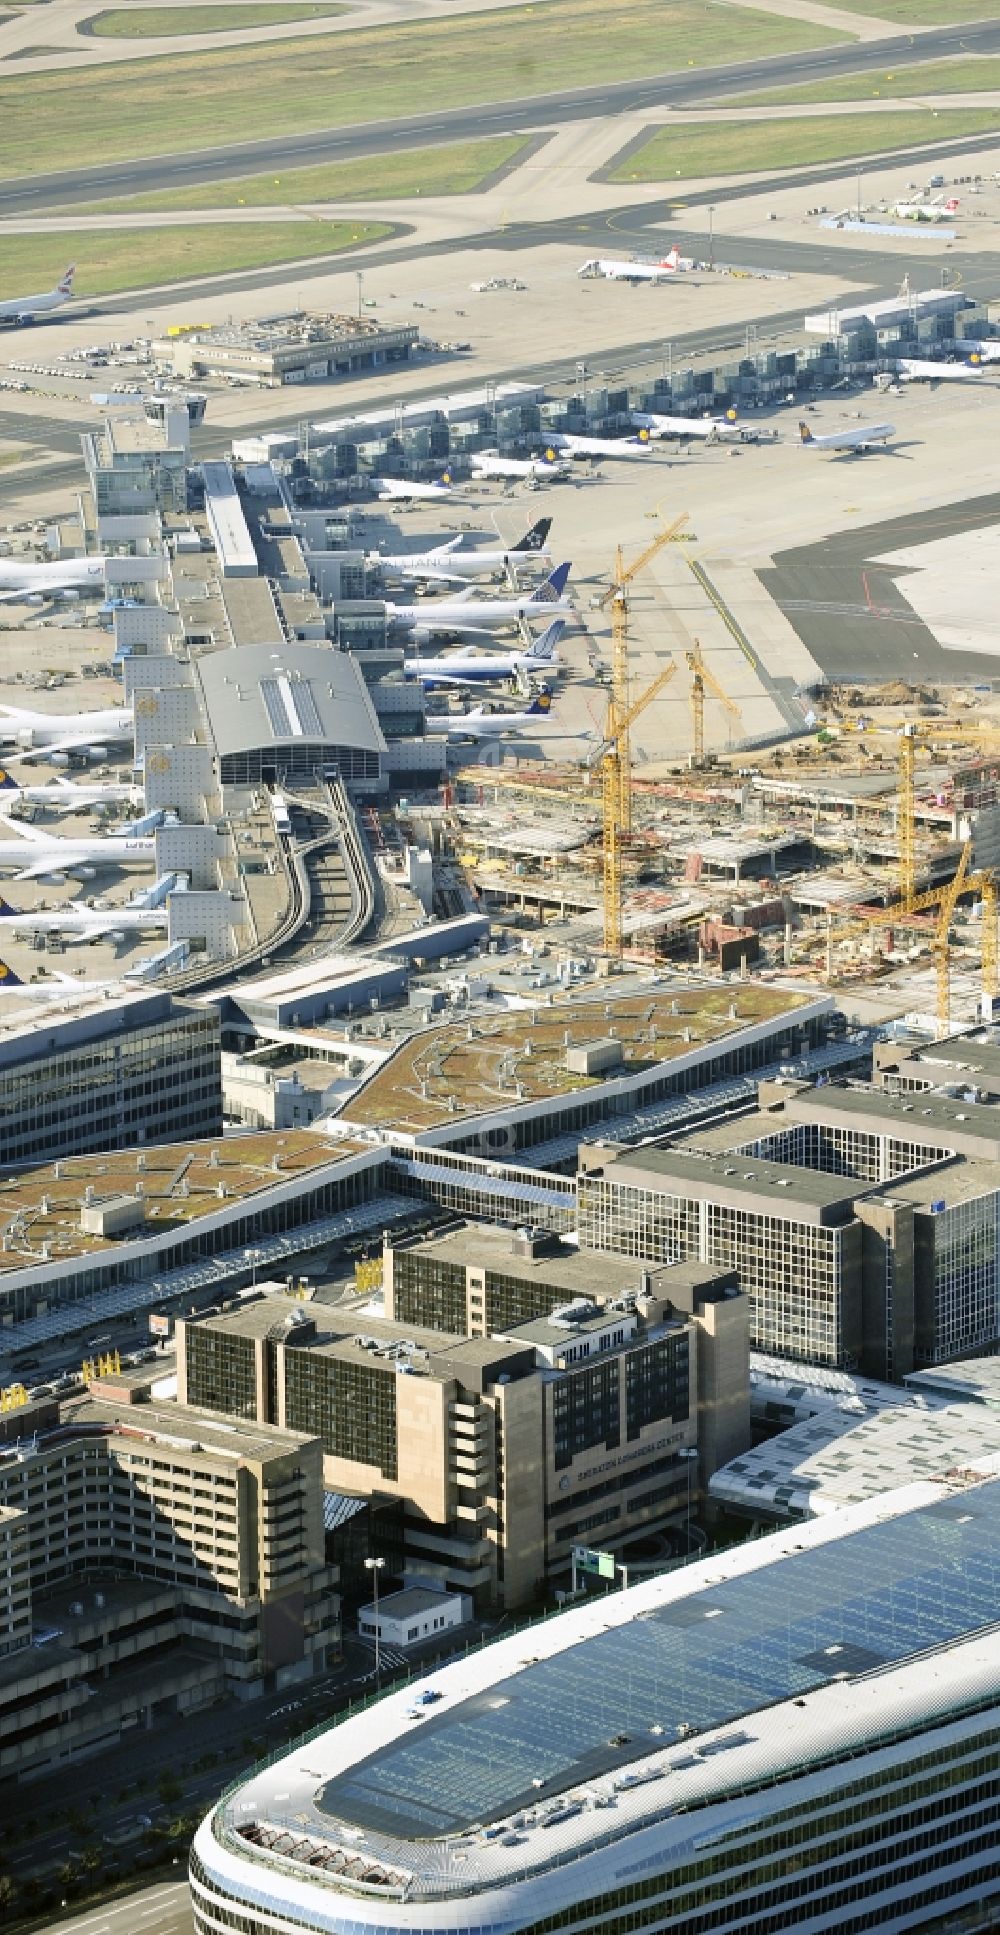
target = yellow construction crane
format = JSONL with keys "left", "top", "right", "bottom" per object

{"left": 933, "top": 839, "right": 972, "bottom": 1036}
{"left": 598, "top": 513, "right": 688, "bottom": 837}
{"left": 686, "top": 640, "right": 742, "bottom": 767}
{"left": 601, "top": 664, "right": 677, "bottom": 956}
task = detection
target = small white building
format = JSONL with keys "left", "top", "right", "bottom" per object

{"left": 358, "top": 1587, "right": 471, "bottom": 1651}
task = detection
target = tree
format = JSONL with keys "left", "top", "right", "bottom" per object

{"left": 0, "top": 1874, "right": 18, "bottom": 1922}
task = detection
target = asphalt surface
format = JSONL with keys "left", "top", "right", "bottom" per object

{"left": 38, "top": 1882, "right": 193, "bottom": 1935}
{"left": 761, "top": 492, "right": 1000, "bottom": 686}
{"left": 4, "top": 16, "right": 1000, "bottom": 215}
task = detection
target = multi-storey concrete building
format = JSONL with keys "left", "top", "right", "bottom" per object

{"left": 383, "top": 1223, "right": 750, "bottom": 1502}
{"left": 579, "top": 1079, "right": 1000, "bottom": 1377}
{"left": 0, "top": 1396, "right": 338, "bottom": 1782}
{"left": 178, "top": 1234, "right": 749, "bottom": 1608}
{"left": 0, "top": 990, "right": 222, "bottom": 1171}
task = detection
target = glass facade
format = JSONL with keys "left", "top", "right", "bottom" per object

{"left": 191, "top": 1722, "right": 1000, "bottom": 1935}
{"left": 284, "top": 1348, "right": 398, "bottom": 1481}
{"left": 579, "top": 1175, "right": 847, "bottom": 1367}
{"left": 187, "top": 1329, "right": 258, "bottom": 1420}
{"left": 392, "top": 1249, "right": 467, "bottom": 1333}
{"left": 922, "top": 1193, "right": 1000, "bottom": 1364}
{"left": 0, "top": 1008, "right": 221, "bottom": 1169}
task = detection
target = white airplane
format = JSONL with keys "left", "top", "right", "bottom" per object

{"left": 948, "top": 340, "right": 1000, "bottom": 364}
{"left": 891, "top": 195, "right": 959, "bottom": 223}
{"left": 0, "top": 772, "right": 141, "bottom": 813}
{"left": 368, "top": 518, "right": 552, "bottom": 587}
{"left": 897, "top": 357, "right": 985, "bottom": 384}
{"left": 545, "top": 433, "right": 654, "bottom": 463}
{"left": 404, "top": 618, "right": 565, "bottom": 688}
{"left": 386, "top": 561, "right": 571, "bottom": 641}
{"left": 0, "top": 821, "right": 154, "bottom": 881}
{"left": 0, "top": 265, "right": 75, "bottom": 326}
{"left": 470, "top": 451, "right": 570, "bottom": 482}
{"left": 426, "top": 693, "right": 568, "bottom": 739}
{"left": 0, "top": 555, "right": 106, "bottom": 604}
{"left": 0, "top": 959, "right": 120, "bottom": 1002}
{"left": 798, "top": 419, "right": 895, "bottom": 454}
{"left": 0, "top": 702, "right": 132, "bottom": 765}
{"left": 370, "top": 475, "right": 452, "bottom": 502}
{"left": 578, "top": 247, "right": 686, "bottom": 282}
{"left": 0, "top": 892, "right": 167, "bottom": 945}
{"left": 633, "top": 410, "right": 734, "bottom": 441}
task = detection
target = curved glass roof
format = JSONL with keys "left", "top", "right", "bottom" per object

{"left": 318, "top": 1482, "right": 1000, "bottom": 1841}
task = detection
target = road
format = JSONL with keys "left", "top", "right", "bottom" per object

{"left": 37, "top": 1882, "right": 192, "bottom": 1935}
{"left": 5, "top": 206, "right": 1000, "bottom": 504}
{"left": 3, "top": 16, "right": 1000, "bottom": 215}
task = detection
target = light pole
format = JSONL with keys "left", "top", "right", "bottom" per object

{"left": 678, "top": 1447, "right": 698, "bottom": 1562}
{"left": 357, "top": 270, "right": 364, "bottom": 319}
{"left": 708, "top": 204, "right": 715, "bottom": 271}
{"left": 856, "top": 167, "right": 862, "bottom": 223}
{"left": 575, "top": 360, "right": 588, "bottom": 419}
{"left": 364, "top": 1555, "right": 386, "bottom": 1686}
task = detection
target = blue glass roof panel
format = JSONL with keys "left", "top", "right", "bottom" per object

{"left": 317, "top": 1481, "right": 1000, "bottom": 1841}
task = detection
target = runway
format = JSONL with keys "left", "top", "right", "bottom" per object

{"left": 55, "top": 195, "right": 1000, "bottom": 321}
{"left": 4, "top": 16, "right": 1000, "bottom": 217}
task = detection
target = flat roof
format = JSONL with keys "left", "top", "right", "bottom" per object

{"left": 366, "top": 1587, "right": 463, "bottom": 1619}
{"left": 894, "top": 1035, "right": 1000, "bottom": 1083}
{"left": 220, "top": 577, "right": 284, "bottom": 648}
{"left": 0, "top": 1129, "right": 374, "bottom": 1275}
{"left": 789, "top": 1082, "right": 1000, "bottom": 1149}
{"left": 206, "top": 1476, "right": 1000, "bottom": 1901}
{"left": 202, "top": 462, "right": 258, "bottom": 578}
{"left": 884, "top": 1156, "right": 1000, "bottom": 1209}
{"left": 591, "top": 1144, "right": 862, "bottom": 1220}
{"left": 345, "top": 985, "right": 815, "bottom": 1136}
{"left": 192, "top": 1295, "right": 519, "bottom": 1381}
{"left": 395, "top": 1224, "right": 649, "bottom": 1297}
{"left": 906, "top": 1357, "right": 1000, "bottom": 1407}
{"left": 195, "top": 643, "right": 385, "bottom": 761}
{"left": 711, "top": 1396, "right": 1000, "bottom": 1520}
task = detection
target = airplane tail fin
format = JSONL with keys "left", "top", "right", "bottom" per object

{"left": 58, "top": 266, "right": 75, "bottom": 295}
{"left": 798, "top": 421, "right": 815, "bottom": 444}
{"left": 661, "top": 246, "right": 681, "bottom": 270}
{"left": 534, "top": 561, "right": 571, "bottom": 603}
{"left": 525, "top": 618, "right": 565, "bottom": 663}
{"left": 514, "top": 518, "right": 552, "bottom": 553}
{"left": 528, "top": 691, "right": 553, "bottom": 716}
{"left": 946, "top": 198, "right": 960, "bottom": 212}
{"left": 0, "top": 770, "right": 17, "bottom": 791}
{"left": 0, "top": 959, "right": 25, "bottom": 987}
{"left": 0, "top": 897, "right": 17, "bottom": 916}
{"left": 437, "top": 473, "right": 452, "bottom": 489}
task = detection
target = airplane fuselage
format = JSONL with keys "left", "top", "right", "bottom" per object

{"left": 388, "top": 593, "right": 569, "bottom": 634}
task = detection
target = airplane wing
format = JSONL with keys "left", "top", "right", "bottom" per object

{"left": 398, "top": 566, "right": 471, "bottom": 586}
{"left": 415, "top": 668, "right": 496, "bottom": 687}
{"left": 0, "top": 817, "right": 55, "bottom": 844}
{"left": 14, "top": 734, "right": 114, "bottom": 763}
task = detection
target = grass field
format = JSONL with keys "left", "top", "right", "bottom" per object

{"left": 0, "top": 222, "right": 389, "bottom": 299}
{"left": 611, "top": 108, "right": 1000, "bottom": 180}
{"left": 70, "top": 136, "right": 533, "bottom": 214}
{"left": 0, "top": 0, "right": 848, "bottom": 182}
{"left": 84, "top": 3, "right": 345, "bottom": 36}
{"left": 818, "top": 0, "right": 1000, "bottom": 18}
{"left": 714, "top": 57, "right": 1000, "bottom": 104}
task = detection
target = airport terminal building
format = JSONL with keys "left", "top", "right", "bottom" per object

{"left": 191, "top": 1471, "right": 1000, "bottom": 1935}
